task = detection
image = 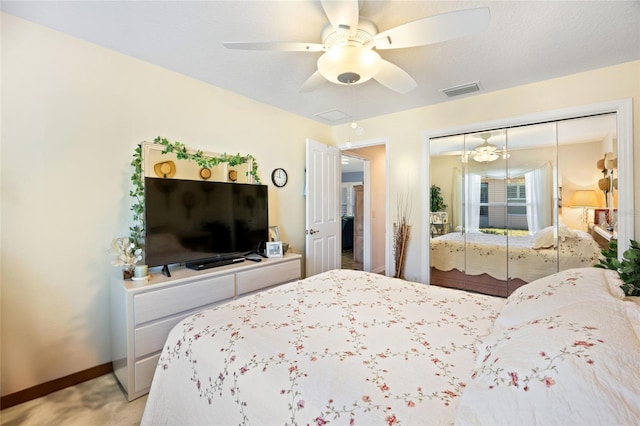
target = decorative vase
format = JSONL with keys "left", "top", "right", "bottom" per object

{"left": 394, "top": 224, "right": 411, "bottom": 279}
{"left": 122, "top": 265, "right": 135, "bottom": 280}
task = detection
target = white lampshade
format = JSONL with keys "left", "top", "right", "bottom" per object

{"left": 317, "top": 45, "right": 381, "bottom": 85}
{"left": 571, "top": 190, "right": 599, "bottom": 208}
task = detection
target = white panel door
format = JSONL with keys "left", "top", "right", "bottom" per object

{"left": 305, "top": 138, "right": 341, "bottom": 277}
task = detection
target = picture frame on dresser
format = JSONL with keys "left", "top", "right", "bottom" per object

{"left": 266, "top": 241, "right": 283, "bottom": 258}
{"left": 594, "top": 208, "right": 617, "bottom": 226}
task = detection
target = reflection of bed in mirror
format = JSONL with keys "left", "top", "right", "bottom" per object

{"left": 430, "top": 227, "right": 602, "bottom": 297}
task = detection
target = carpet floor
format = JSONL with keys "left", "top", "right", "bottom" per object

{"left": 1, "top": 374, "right": 146, "bottom": 426}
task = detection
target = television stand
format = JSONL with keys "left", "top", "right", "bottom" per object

{"left": 161, "top": 265, "right": 171, "bottom": 277}
{"left": 111, "top": 253, "right": 302, "bottom": 401}
{"left": 244, "top": 249, "right": 268, "bottom": 258}
{"left": 186, "top": 257, "right": 245, "bottom": 271}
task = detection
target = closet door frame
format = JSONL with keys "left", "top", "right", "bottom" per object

{"left": 422, "top": 99, "right": 634, "bottom": 284}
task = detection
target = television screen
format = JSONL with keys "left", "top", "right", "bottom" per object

{"left": 144, "top": 177, "right": 269, "bottom": 267}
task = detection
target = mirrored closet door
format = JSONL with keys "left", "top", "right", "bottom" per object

{"left": 429, "top": 114, "right": 617, "bottom": 297}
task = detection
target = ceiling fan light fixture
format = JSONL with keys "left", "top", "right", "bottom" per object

{"left": 473, "top": 151, "right": 500, "bottom": 163}
{"left": 474, "top": 140, "right": 498, "bottom": 153}
{"left": 317, "top": 45, "right": 381, "bottom": 85}
{"left": 471, "top": 132, "right": 508, "bottom": 162}
{"left": 224, "top": 5, "right": 490, "bottom": 94}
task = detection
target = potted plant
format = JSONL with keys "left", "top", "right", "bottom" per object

{"left": 430, "top": 185, "right": 447, "bottom": 213}
{"left": 595, "top": 239, "right": 640, "bottom": 296}
{"left": 110, "top": 237, "right": 143, "bottom": 279}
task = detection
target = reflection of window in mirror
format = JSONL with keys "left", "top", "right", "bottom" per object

{"left": 478, "top": 178, "right": 529, "bottom": 234}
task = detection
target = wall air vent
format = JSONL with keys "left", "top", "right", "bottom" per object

{"left": 441, "top": 81, "right": 481, "bottom": 98}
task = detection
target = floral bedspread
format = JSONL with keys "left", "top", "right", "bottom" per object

{"left": 141, "top": 269, "right": 504, "bottom": 425}
{"left": 430, "top": 231, "right": 601, "bottom": 282}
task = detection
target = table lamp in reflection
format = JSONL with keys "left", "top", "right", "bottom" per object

{"left": 571, "top": 190, "right": 599, "bottom": 230}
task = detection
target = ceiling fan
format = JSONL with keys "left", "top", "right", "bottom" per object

{"left": 469, "top": 132, "right": 510, "bottom": 163}
{"left": 436, "top": 132, "right": 509, "bottom": 163}
{"left": 223, "top": 0, "right": 491, "bottom": 93}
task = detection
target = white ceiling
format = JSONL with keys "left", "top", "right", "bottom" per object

{"left": 2, "top": 1, "right": 639, "bottom": 125}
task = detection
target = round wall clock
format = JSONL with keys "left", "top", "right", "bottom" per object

{"left": 271, "top": 168, "right": 288, "bottom": 187}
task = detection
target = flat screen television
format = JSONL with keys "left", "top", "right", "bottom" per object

{"left": 144, "top": 177, "right": 269, "bottom": 267}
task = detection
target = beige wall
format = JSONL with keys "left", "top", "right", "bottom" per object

{"left": 334, "top": 60, "right": 639, "bottom": 282}
{"left": 2, "top": 11, "right": 639, "bottom": 396}
{"left": 0, "top": 14, "right": 329, "bottom": 395}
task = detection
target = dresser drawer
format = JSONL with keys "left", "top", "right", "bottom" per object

{"left": 134, "top": 353, "right": 161, "bottom": 393}
{"left": 236, "top": 260, "right": 300, "bottom": 295}
{"left": 134, "top": 275, "right": 235, "bottom": 325}
{"left": 134, "top": 297, "right": 230, "bottom": 358}
{"left": 135, "top": 314, "right": 188, "bottom": 358}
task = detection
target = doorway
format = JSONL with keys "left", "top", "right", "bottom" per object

{"left": 340, "top": 142, "right": 388, "bottom": 275}
{"left": 340, "top": 155, "right": 364, "bottom": 270}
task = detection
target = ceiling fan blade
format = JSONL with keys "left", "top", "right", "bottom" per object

{"left": 321, "top": 0, "right": 359, "bottom": 36}
{"left": 223, "top": 41, "right": 324, "bottom": 52}
{"left": 374, "top": 60, "right": 417, "bottom": 94}
{"left": 300, "top": 70, "right": 327, "bottom": 92}
{"left": 374, "top": 7, "right": 490, "bottom": 50}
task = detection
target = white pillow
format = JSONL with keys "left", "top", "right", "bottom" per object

{"left": 493, "top": 267, "right": 624, "bottom": 330}
{"left": 603, "top": 269, "right": 627, "bottom": 299}
{"left": 558, "top": 223, "right": 577, "bottom": 240}
{"left": 532, "top": 226, "right": 555, "bottom": 248}
{"left": 456, "top": 300, "right": 640, "bottom": 426}
{"left": 532, "top": 224, "right": 577, "bottom": 249}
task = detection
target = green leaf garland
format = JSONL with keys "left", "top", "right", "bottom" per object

{"left": 128, "top": 137, "right": 261, "bottom": 253}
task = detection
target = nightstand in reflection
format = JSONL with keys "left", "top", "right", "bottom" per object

{"left": 589, "top": 224, "right": 616, "bottom": 250}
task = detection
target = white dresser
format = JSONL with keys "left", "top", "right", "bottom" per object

{"left": 110, "top": 253, "right": 302, "bottom": 401}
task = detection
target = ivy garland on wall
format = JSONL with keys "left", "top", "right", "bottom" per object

{"left": 127, "top": 136, "right": 261, "bottom": 251}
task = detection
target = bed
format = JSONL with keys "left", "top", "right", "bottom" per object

{"left": 141, "top": 268, "right": 640, "bottom": 425}
{"left": 430, "top": 226, "right": 603, "bottom": 296}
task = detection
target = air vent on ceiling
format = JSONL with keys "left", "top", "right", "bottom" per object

{"left": 315, "top": 109, "right": 350, "bottom": 123}
{"left": 441, "top": 81, "right": 481, "bottom": 98}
